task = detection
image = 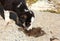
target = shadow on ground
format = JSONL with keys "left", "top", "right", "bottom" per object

{"left": 18, "top": 27, "right": 46, "bottom": 37}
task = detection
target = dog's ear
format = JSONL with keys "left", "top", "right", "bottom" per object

{"left": 29, "top": 10, "right": 35, "bottom": 17}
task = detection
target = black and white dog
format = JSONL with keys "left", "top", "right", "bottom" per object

{"left": 0, "top": 0, "right": 35, "bottom": 30}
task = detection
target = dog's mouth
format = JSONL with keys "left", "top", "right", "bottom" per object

{"left": 25, "top": 22, "right": 31, "bottom": 27}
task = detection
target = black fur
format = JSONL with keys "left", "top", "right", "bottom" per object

{"left": 0, "top": 3, "right": 5, "bottom": 19}
{"left": 0, "top": 0, "right": 35, "bottom": 29}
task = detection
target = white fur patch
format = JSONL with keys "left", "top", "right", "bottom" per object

{"left": 24, "top": 9, "right": 29, "bottom": 12}
{"left": 31, "top": 17, "right": 35, "bottom": 23}
{"left": 17, "top": 2, "right": 22, "bottom": 8}
{"left": 27, "top": 24, "right": 32, "bottom": 30}
{"left": 4, "top": 10, "right": 10, "bottom": 22}
{"left": 23, "top": 22, "right": 25, "bottom": 27}
{"left": 27, "top": 17, "right": 35, "bottom": 30}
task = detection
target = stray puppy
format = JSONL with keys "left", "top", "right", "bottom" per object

{"left": 0, "top": 0, "right": 35, "bottom": 30}
{"left": 0, "top": 6, "right": 35, "bottom": 30}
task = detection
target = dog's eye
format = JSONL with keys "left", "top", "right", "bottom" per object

{"left": 21, "top": 15, "right": 27, "bottom": 19}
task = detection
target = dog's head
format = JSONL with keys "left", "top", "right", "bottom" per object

{"left": 16, "top": 10, "right": 35, "bottom": 30}
{"left": 22, "top": 10, "right": 35, "bottom": 30}
{"left": 13, "top": 2, "right": 35, "bottom": 30}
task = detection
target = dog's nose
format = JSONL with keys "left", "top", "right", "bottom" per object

{"left": 25, "top": 22, "right": 31, "bottom": 27}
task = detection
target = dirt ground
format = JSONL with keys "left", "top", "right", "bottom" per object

{"left": 0, "top": 11, "right": 60, "bottom": 41}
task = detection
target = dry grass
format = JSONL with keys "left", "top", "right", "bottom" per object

{"left": 41, "top": 10, "right": 60, "bottom": 14}
{"left": 26, "top": 0, "right": 60, "bottom": 14}
{"left": 26, "top": 0, "right": 37, "bottom": 6}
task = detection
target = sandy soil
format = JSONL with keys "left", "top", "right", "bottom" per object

{"left": 0, "top": 11, "right": 60, "bottom": 41}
